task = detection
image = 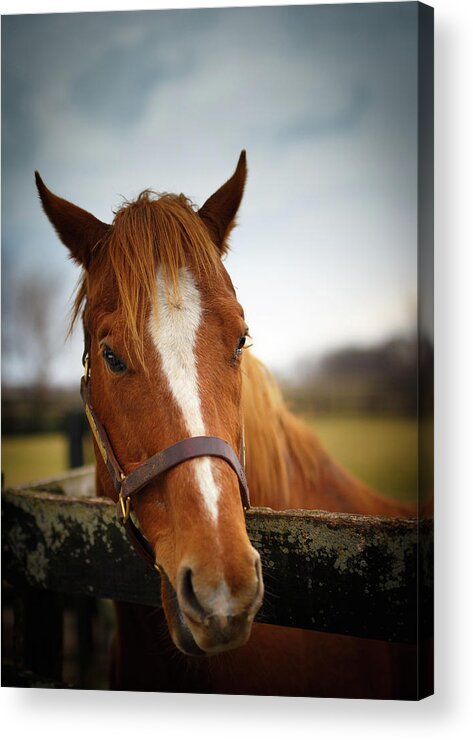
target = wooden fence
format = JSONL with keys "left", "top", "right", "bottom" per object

{"left": 1, "top": 467, "right": 433, "bottom": 688}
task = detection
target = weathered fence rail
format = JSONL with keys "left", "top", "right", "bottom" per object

{"left": 2, "top": 468, "right": 433, "bottom": 647}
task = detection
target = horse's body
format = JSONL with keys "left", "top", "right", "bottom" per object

{"left": 36, "top": 153, "right": 419, "bottom": 699}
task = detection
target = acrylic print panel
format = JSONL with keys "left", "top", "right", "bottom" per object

{"left": 1, "top": 2, "right": 433, "bottom": 699}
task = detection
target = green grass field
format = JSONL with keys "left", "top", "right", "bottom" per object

{"left": 2, "top": 434, "right": 68, "bottom": 487}
{"left": 305, "top": 416, "right": 418, "bottom": 502}
{"left": 1, "top": 416, "right": 424, "bottom": 501}
{"left": 1, "top": 434, "right": 94, "bottom": 488}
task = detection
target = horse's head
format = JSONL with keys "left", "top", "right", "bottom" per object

{"left": 36, "top": 152, "right": 263, "bottom": 656}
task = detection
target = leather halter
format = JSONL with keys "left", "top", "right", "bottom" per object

{"left": 80, "top": 353, "right": 250, "bottom": 569}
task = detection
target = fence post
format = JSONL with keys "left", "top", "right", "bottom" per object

{"left": 64, "top": 410, "right": 86, "bottom": 469}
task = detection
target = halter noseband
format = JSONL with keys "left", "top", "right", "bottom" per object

{"left": 80, "top": 352, "right": 250, "bottom": 570}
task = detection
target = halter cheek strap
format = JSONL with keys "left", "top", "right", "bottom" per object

{"left": 80, "top": 355, "right": 250, "bottom": 569}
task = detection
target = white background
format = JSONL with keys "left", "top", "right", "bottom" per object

{"left": 1, "top": 0, "right": 472, "bottom": 737}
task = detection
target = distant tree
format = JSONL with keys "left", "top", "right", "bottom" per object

{"left": 284, "top": 335, "right": 427, "bottom": 416}
{"left": 5, "top": 270, "right": 61, "bottom": 395}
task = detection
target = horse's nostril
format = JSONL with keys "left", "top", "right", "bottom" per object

{"left": 178, "top": 554, "right": 263, "bottom": 628}
{"left": 179, "top": 567, "right": 207, "bottom": 621}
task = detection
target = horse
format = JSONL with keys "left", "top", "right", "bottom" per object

{"left": 35, "top": 152, "right": 419, "bottom": 698}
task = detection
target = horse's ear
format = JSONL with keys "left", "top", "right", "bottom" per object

{"left": 35, "top": 172, "right": 110, "bottom": 267}
{"left": 199, "top": 150, "right": 247, "bottom": 254}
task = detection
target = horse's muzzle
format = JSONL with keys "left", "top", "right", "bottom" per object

{"left": 161, "top": 555, "right": 264, "bottom": 656}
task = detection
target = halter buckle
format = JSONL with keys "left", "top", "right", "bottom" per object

{"left": 119, "top": 488, "right": 131, "bottom": 524}
{"left": 119, "top": 494, "right": 131, "bottom": 523}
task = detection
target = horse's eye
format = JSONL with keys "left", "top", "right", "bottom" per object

{"left": 235, "top": 334, "right": 248, "bottom": 358}
{"left": 102, "top": 345, "right": 127, "bottom": 373}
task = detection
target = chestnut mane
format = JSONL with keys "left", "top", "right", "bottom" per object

{"left": 241, "top": 353, "right": 322, "bottom": 506}
{"left": 242, "top": 352, "right": 417, "bottom": 515}
{"left": 71, "top": 192, "right": 221, "bottom": 367}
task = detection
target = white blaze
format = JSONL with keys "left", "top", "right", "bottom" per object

{"left": 148, "top": 267, "right": 220, "bottom": 521}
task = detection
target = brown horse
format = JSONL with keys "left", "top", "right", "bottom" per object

{"left": 36, "top": 152, "right": 418, "bottom": 698}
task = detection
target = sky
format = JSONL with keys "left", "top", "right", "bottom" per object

{"left": 2, "top": 2, "right": 420, "bottom": 386}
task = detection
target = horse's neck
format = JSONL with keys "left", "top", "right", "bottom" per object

{"left": 242, "top": 354, "right": 415, "bottom": 517}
